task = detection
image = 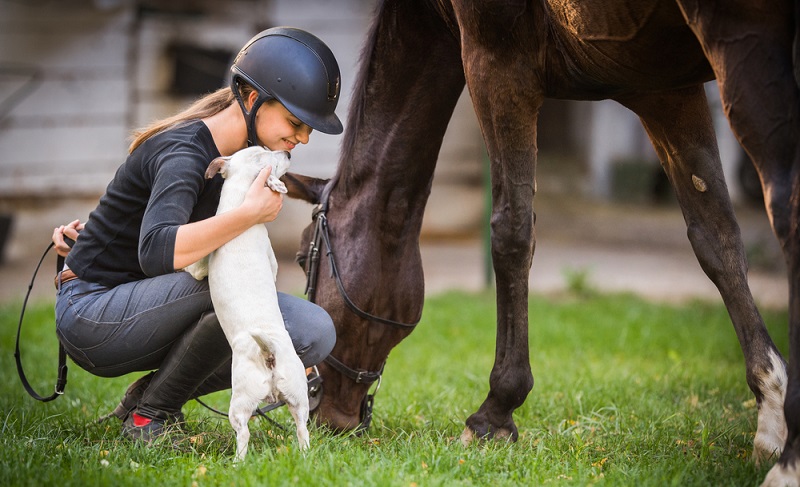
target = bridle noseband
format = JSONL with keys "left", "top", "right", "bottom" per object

{"left": 303, "top": 181, "right": 420, "bottom": 431}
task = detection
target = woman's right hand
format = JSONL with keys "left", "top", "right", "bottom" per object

{"left": 241, "top": 165, "right": 284, "bottom": 224}
{"left": 52, "top": 219, "right": 84, "bottom": 257}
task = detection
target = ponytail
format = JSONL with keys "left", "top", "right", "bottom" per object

{"left": 128, "top": 83, "right": 255, "bottom": 153}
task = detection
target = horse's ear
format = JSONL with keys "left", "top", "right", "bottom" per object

{"left": 282, "top": 172, "right": 329, "bottom": 204}
{"left": 205, "top": 156, "right": 230, "bottom": 179}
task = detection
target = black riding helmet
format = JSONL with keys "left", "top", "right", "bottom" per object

{"left": 231, "top": 26, "right": 343, "bottom": 147}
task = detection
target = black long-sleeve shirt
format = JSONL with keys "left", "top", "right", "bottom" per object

{"left": 66, "top": 120, "right": 223, "bottom": 288}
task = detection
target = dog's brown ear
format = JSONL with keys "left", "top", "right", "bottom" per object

{"left": 282, "top": 172, "right": 329, "bottom": 204}
{"left": 205, "top": 156, "right": 229, "bottom": 179}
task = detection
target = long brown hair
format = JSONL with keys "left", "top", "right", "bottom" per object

{"left": 127, "top": 84, "right": 255, "bottom": 153}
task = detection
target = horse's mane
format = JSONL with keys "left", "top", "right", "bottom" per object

{"left": 334, "top": 1, "right": 386, "bottom": 193}
{"left": 334, "top": 0, "right": 459, "bottom": 196}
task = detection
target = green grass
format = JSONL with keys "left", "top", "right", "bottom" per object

{"left": 1, "top": 291, "right": 788, "bottom": 486}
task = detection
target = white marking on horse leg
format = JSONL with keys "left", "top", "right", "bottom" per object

{"left": 761, "top": 461, "right": 799, "bottom": 487}
{"left": 754, "top": 349, "right": 788, "bottom": 464}
{"left": 692, "top": 174, "right": 708, "bottom": 192}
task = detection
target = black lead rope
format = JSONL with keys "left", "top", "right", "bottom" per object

{"left": 14, "top": 242, "right": 68, "bottom": 402}
{"left": 193, "top": 396, "right": 288, "bottom": 431}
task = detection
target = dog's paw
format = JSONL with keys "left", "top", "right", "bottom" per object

{"left": 266, "top": 175, "right": 287, "bottom": 194}
{"left": 184, "top": 259, "right": 208, "bottom": 280}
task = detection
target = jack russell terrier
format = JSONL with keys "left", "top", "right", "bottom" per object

{"left": 185, "top": 145, "right": 309, "bottom": 461}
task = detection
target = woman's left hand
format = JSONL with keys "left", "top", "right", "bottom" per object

{"left": 242, "top": 166, "right": 284, "bottom": 224}
{"left": 52, "top": 219, "right": 84, "bottom": 257}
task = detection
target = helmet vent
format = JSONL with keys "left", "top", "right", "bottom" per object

{"left": 328, "top": 76, "right": 340, "bottom": 101}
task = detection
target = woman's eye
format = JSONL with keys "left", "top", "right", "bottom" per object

{"left": 290, "top": 120, "right": 300, "bottom": 127}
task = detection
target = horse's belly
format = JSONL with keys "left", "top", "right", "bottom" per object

{"left": 543, "top": 0, "right": 713, "bottom": 96}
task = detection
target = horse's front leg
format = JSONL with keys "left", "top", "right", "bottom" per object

{"left": 619, "top": 85, "right": 787, "bottom": 463}
{"left": 459, "top": 56, "right": 540, "bottom": 444}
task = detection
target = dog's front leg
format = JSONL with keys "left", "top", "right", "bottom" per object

{"left": 266, "top": 234, "right": 279, "bottom": 283}
{"left": 184, "top": 255, "right": 209, "bottom": 280}
{"left": 266, "top": 174, "right": 287, "bottom": 193}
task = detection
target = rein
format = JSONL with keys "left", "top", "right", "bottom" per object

{"left": 304, "top": 181, "right": 420, "bottom": 431}
{"left": 15, "top": 242, "right": 68, "bottom": 402}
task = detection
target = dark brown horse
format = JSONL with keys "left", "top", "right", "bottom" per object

{"left": 286, "top": 0, "right": 799, "bottom": 484}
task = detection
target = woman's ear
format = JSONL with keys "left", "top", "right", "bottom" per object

{"left": 246, "top": 90, "right": 260, "bottom": 111}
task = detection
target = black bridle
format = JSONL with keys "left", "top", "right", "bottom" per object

{"left": 303, "top": 181, "right": 420, "bottom": 431}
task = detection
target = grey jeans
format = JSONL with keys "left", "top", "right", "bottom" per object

{"left": 55, "top": 271, "right": 335, "bottom": 378}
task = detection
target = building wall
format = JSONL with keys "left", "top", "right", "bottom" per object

{"left": 263, "top": 0, "right": 486, "bottom": 246}
{"left": 0, "top": 0, "right": 486, "bottom": 260}
{"left": 0, "top": 0, "right": 132, "bottom": 199}
{"left": 0, "top": 0, "right": 752, "bottom": 265}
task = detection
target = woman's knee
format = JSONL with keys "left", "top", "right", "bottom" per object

{"left": 300, "top": 306, "right": 336, "bottom": 366}
{"left": 277, "top": 293, "right": 336, "bottom": 366}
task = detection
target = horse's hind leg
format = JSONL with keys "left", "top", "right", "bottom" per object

{"left": 618, "top": 84, "right": 786, "bottom": 461}
{"left": 676, "top": 2, "right": 800, "bottom": 483}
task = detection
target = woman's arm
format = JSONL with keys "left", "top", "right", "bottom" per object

{"left": 172, "top": 165, "right": 283, "bottom": 269}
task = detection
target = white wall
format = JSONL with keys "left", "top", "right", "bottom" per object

{"left": 0, "top": 1, "right": 132, "bottom": 199}
{"left": 1, "top": 1, "right": 748, "bottom": 266}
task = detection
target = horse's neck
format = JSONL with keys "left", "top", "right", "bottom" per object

{"left": 331, "top": 0, "right": 465, "bottom": 237}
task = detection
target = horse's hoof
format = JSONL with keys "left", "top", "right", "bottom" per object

{"left": 754, "top": 436, "right": 783, "bottom": 466}
{"left": 460, "top": 427, "right": 476, "bottom": 446}
{"left": 761, "top": 461, "right": 800, "bottom": 487}
{"left": 460, "top": 425, "right": 516, "bottom": 446}
{"left": 493, "top": 427, "right": 515, "bottom": 441}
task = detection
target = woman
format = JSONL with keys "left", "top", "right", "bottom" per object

{"left": 51, "top": 27, "right": 341, "bottom": 442}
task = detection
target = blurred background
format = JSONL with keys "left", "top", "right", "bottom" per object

{"left": 0, "top": 0, "right": 787, "bottom": 307}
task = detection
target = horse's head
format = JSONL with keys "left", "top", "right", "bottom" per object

{"left": 284, "top": 171, "right": 423, "bottom": 432}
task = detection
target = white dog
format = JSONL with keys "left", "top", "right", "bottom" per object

{"left": 185, "top": 146, "right": 310, "bottom": 461}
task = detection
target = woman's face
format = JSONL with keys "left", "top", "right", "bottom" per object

{"left": 252, "top": 97, "right": 313, "bottom": 152}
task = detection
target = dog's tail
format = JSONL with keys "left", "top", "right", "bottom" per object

{"left": 250, "top": 329, "right": 279, "bottom": 373}
{"left": 250, "top": 327, "right": 296, "bottom": 365}
{"left": 250, "top": 329, "right": 276, "bottom": 356}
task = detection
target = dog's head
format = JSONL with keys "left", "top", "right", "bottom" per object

{"left": 205, "top": 146, "right": 292, "bottom": 180}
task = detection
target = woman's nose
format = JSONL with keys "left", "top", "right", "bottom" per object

{"left": 297, "top": 126, "right": 311, "bottom": 145}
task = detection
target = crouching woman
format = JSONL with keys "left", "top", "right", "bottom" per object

{"left": 52, "top": 27, "right": 340, "bottom": 441}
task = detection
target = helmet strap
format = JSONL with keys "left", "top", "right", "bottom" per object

{"left": 232, "top": 78, "right": 270, "bottom": 147}
{"left": 244, "top": 98, "right": 266, "bottom": 148}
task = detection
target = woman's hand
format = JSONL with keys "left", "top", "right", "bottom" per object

{"left": 241, "top": 165, "right": 284, "bottom": 224}
{"left": 172, "top": 167, "right": 284, "bottom": 270}
{"left": 52, "top": 219, "right": 84, "bottom": 257}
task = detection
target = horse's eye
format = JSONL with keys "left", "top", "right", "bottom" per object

{"left": 296, "top": 252, "right": 307, "bottom": 269}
